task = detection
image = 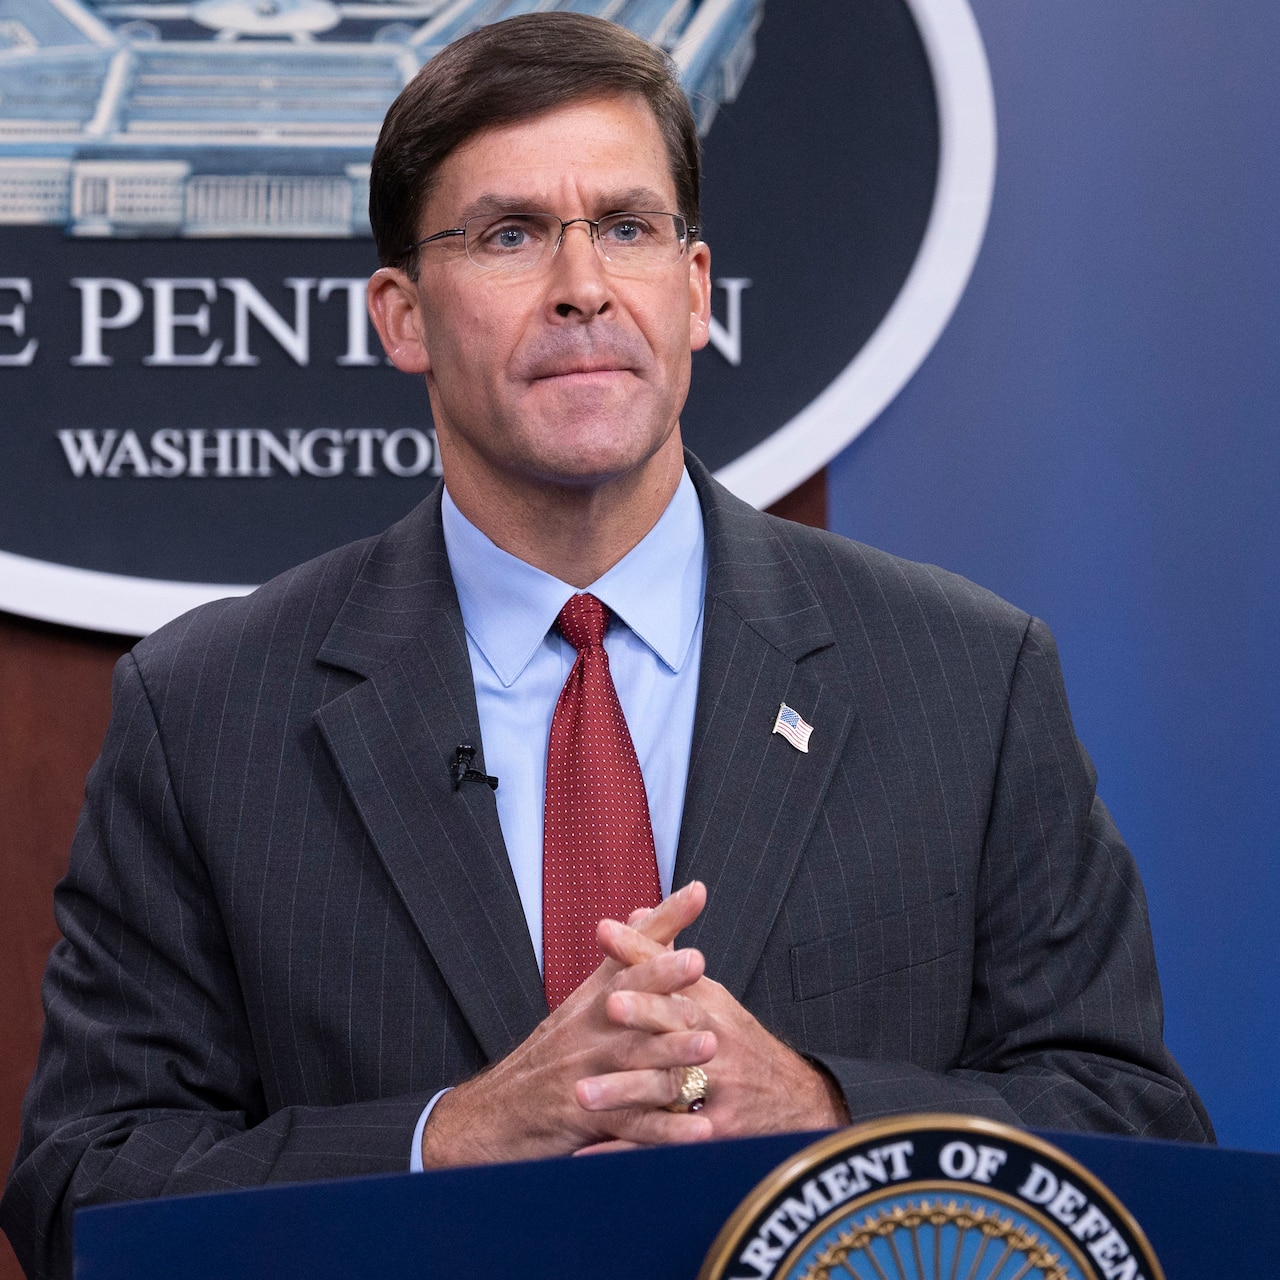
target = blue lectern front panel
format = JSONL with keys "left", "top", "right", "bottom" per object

{"left": 75, "top": 1130, "right": 1280, "bottom": 1280}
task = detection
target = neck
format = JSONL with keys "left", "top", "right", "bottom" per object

{"left": 439, "top": 434, "right": 686, "bottom": 588}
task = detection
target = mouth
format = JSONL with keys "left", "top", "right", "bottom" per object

{"left": 530, "top": 363, "right": 632, "bottom": 382}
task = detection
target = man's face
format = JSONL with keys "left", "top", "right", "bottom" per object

{"left": 372, "top": 94, "right": 712, "bottom": 496}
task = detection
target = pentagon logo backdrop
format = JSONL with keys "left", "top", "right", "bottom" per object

{"left": 0, "top": 0, "right": 994, "bottom": 632}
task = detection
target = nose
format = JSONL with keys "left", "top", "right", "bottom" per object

{"left": 547, "top": 219, "right": 612, "bottom": 320}
{"left": 556, "top": 218, "right": 598, "bottom": 252}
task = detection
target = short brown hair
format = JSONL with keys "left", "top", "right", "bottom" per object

{"left": 369, "top": 13, "right": 701, "bottom": 275}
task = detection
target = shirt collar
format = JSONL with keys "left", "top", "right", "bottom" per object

{"left": 441, "top": 468, "right": 705, "bottom": 689}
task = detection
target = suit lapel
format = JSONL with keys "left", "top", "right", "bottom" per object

{"left": 308, "top": 462, "right": 855, "bottom": 1047}
{"left": 676, "top": 460, "right": 856, "bottom": 999}
{"left": 314, "top": 493, "right": 547, "bottom": 1062}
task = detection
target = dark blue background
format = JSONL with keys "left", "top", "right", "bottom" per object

{"left": 829, "top": 0, "right": 1280, "bottom": 1151}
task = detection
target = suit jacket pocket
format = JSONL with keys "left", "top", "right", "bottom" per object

{"left": 790, "top": 892, "right": 960, "bottom": 1001}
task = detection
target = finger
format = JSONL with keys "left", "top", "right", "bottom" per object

{"left": 634, "top": 880, "right": 707, "bottom": 948}
{"left": 589, "top": 883, "right": 705, "bottom": 988}
{"left": 582, "top": 1026, "right": 715, "bottom": 1082}
{"left": 577, "top": 1064, "right": 699, "bottom": 1112}
{"left": 597, "top": 916, "right": 674, "bottom": 969}
{"left": 574, "top": 1140, "right": 644, "bottom": 1156}
{"left": 607, "top": 944, "right": 705, "bottom": 995}
{"left": 606, "top": 989, "right": 711, "bottom": 1035}
{"left": 609, "top": 1107, "right": 713, "bottom": 1147}
{"left": 581, "top": 885, "right": 703, "bottom": 989}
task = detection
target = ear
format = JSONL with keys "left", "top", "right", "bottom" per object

{"left": 687, "top": 239, "right": 713, "bottom": 353}
{"left": 367, "top": 267, "right": 432, "bottom": 374}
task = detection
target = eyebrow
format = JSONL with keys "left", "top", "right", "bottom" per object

{"left": 455, "top": 186, "right": 675, "bottom": 223}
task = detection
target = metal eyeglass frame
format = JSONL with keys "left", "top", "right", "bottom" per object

{"left": 402, "top": 211, "right": 699, "bottom": 270}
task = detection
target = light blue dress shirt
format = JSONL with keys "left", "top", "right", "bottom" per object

{"left": 411, "top": 468, "right": 707, "bottom": 1168}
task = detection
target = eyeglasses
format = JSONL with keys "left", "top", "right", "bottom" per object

{"left": 404, "top": 211, "right": 696, "bottom": 276}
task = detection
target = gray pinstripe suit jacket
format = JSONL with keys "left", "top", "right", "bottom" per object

{"left": 2, "top": 456, "right": 1210, "bottom": 1279}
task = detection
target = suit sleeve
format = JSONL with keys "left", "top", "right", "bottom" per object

{"left": 808, "top": 617, "right": 1214, "bottom": 1142}
{"left": 0, "top": 654, "right": 431, "bottom": 1280}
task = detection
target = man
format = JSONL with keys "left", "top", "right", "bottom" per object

{"left": 2, "top": 14, "right": 1210, "bottom": 1279}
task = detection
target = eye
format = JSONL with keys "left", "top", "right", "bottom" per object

{"left": 471, "top": 215, "right": 550, "bottom": 254}
{"left": 601, "top": 214, "right": 654, "bottom": 245}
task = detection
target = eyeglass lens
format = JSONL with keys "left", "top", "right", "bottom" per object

{"left": 462, "top": 212, "right": 687, "bottom": 272}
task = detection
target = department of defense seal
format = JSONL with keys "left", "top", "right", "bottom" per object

{"left": 699, "top": 1115, "right": 1164, "bottom": 1280}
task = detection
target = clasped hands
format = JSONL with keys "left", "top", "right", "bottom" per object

{"left": 421, "top": 881, "right": 848, "bottom": 1168}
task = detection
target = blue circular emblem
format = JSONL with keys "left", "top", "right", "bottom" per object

{"left": 699, "top": 1116, "right": 1164, "bottom": 1280}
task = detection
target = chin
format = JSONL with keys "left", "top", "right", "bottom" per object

{"left": 530, "top": 452, "right": 652, "bottom": 490}
{"left": 518, "top": 408, "right": 672, "bottom": 481}
{"left": 521, "top": 433, "right": 669, "bottom": 490}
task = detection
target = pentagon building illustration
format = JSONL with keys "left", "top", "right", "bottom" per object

{"left": 0, "top": 0, "right": 764, "bottom": 237}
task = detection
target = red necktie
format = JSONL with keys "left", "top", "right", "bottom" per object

{"left": 542, "top": 593, "right": 661, "bottom": 1010}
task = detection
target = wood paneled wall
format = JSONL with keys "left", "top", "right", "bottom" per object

{"left": 0, "top": 616, "right": 130, "bottom": 1279}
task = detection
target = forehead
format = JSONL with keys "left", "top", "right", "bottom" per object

{"left": 424, "top": 94, "right": 676, "bottom": 223}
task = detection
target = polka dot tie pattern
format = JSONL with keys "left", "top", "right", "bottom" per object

{"left": 542, "top": 593, "right": 661, "bottom": 1010}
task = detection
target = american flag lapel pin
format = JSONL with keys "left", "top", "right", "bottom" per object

{"left": 772, "top": 702, "right": 814, "bottom": 753}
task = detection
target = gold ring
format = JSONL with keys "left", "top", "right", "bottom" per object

{"left": 665, "top": 1064, "right": 708, "bottom": 1113}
